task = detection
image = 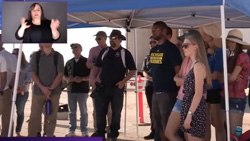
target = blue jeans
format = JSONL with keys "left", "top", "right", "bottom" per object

{"left": 95, "top": 87, "right": 124, "bottom": 138}
{"left": 67, "top": 93, "right": 88, "bottom": 133}
{"left": 15, "top": 91, "right": 29, "bottom": 133}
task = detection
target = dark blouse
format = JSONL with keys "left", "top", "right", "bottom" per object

{"left": 15, "top": 19, "right": 60, "bottom": 43}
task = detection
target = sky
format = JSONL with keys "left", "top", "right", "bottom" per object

{"left": 3, "top": 27, "right": 126, "bottom": 64}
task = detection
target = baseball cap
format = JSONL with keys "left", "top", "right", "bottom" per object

{"left": 70, "top": 43, "right": 82, "bottom": 49}
{"left": 94, "top": 31, "right": 107, "bottom": 37}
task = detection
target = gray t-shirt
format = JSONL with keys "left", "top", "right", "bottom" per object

{"left": 30, "top": 49, "right": 64, "bottom": 95}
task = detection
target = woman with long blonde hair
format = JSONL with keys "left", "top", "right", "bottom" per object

{"left": 180, "top": 29, "right": 211, "bottom": 141}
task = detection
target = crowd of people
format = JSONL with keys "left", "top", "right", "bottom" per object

{"left": 0, "top": 20, "right": 249, "bottom": 141}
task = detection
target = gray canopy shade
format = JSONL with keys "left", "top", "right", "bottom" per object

{"left": 67, "top": 6, "right": 250, "bottom": 29}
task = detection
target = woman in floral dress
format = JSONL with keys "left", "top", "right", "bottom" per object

{"left": 180, "top": 29, "right": 212, "bottom": 141}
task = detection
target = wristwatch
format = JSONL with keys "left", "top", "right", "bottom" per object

{"left": 0, "top": 91, "right": 4, "bottom": 95}
{"left": 188, "top": 110, "right": 194, "bottom": 116}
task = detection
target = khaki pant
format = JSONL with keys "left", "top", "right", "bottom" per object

{"left": 28, "top": 94, "right": 60, "bottom": 137}
{"left": 1, "top": 88, "right": 13, "bottom": 137}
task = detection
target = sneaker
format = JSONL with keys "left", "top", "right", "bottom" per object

{"left": 81, "top": 132, "right": 89, "bottom": 137}
{"left": 144, "top": 131, "right": 155, "bottom": 140}
{"left": 16, "top": 132, "right": 23, "bottom": 137}
{"left": 65, "top": 131, "right": 76, "bottom": 137}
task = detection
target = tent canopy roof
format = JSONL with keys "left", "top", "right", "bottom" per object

{"left": 1, "top": 0, "right": 250, "bottom": 29}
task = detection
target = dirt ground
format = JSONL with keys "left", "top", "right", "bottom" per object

{"left": 9, "top": 87, "right": 250, "bottom": 141}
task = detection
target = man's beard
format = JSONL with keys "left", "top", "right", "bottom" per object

{"left": 110, "top": 42, "right": 116, "bottom": 48}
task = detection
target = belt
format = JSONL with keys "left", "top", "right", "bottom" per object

{"left": 154, "top": 92, "right": 167, "bottom": 95}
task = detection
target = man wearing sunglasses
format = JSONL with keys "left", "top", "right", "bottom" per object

{"left": 87, "top": 31, "right": 110, "bottom": 133}
{"left": 92, "top": 29, "right": 136, "bottom": 141}
{"left": 150, "top": 21, "right": 182, "bottom": 141}
{"left": 141, "top": 36, "right": 157, "bottom": 140}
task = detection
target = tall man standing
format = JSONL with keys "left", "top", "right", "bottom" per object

{"left": 92, "top": 30, "right": 136, "bottom": 141}
{"left": 28, "top": 43, "right": 64, "bottom": 137}
{"left": 150, "top": 21, "right": 182, "bottom": 141}
{"left": 64, "top": 43, "right": 90, "bottom": 137}
{"left": 86, "top": 31, "right": 110, "bottom": 132}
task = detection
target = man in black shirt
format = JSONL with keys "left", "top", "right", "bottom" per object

{"left": 150, "top": 21, "right": 182, "bottom": 141}
{"left": 92, "top": 30, "right": 136, "bottom": 141}
{"left": 64, "top": 43, "right": 90, "bottom": 137}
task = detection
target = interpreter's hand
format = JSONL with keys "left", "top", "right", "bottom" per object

{"left": 41, "top": 86, "right": 52, "bottom": 100}
{"left": 116, "top": 80, "right": 126, "bottom": 89}
{"left": 50, "top": 19, "right": 60, "bottom": 30}
{"left": 236, "top": 75, "right": 243, "bottom": 82}
{"left": 184, "top": 114, "right": 192, "bottom": 129}
{"left": 20, "top": 17, "right": 30, "bottom": 29}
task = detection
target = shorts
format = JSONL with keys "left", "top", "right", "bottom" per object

{"left": 172, "top": 99, "right": 182, "bottom": 113}
{"left": 206, "top": 89, "right": 222, "bottom": 104}
{"left": 221, "top": 97, "right": 246, "bottom": 114}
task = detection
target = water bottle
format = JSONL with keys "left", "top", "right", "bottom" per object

{"left": 234, "top": 126, "right": 242, "bottom": 139}
{"left": 45, "top": 99, "right": 52, "bottom": 115}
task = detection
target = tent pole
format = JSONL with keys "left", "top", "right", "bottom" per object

{"left": 220, "top": 2, "right": 231, "bottom": 141}
{"left": 8, "top": 43, "right": 23, "bottom": 137}
{"left": 124, "top": 31, "right": 129, "bottom": 137}
{"left": 133, "top": 29, "right": 139, "bottom": 137}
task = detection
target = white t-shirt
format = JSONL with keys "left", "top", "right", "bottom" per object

{"left": 0, "top": 49, "right": 17, "bottom": 90}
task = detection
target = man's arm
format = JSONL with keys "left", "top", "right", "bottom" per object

{"left": 0, "top": 72, "right": 7, "bottom": 91}
{"left": 116, "top": 70, "right": 136, "bottom": 89}
{"left": 49, "top": 73, "right": 64, "bottom": 89}
{"left": 92, "top": 66, "right": 101, "bottom": 83}
{"left": 31, "top": 72, "right": 51, "bottom": 99}
{"left": 143, "top": 71, "right": 152, "bottom": 82}
{"left": 86, "top": 62, "right": 94, "bottom": 69}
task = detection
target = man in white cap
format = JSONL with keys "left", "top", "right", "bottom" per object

{"left": 86, "top": 31, "right": 112, "bottom": 134}
{"left": 64, "top": 43, "right": 90, "bottom": 137}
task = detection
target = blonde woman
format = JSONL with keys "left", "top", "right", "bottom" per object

{"left": 180, "top": 29, "right": 212, "bottom": 141}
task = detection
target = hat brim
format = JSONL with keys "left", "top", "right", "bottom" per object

{"left": 214, "top": 38, "right": 250, "bottom": 49}
{"left": 120, "top": 35, "right": 126, "bottom": 40}
{"left": 227, "top": 38, "right": 250, "bottom": 49}
{"left": 214, "top": 38, "right": 222, "bottom": 48}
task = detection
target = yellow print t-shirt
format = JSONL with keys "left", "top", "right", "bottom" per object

{"left": 150, "top": 53, "right": 164, "bottom": 64}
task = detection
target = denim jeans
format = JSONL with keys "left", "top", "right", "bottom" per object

{"left": 67, "top": 93, "right": 88, "bottom": 133}
{"left": 95, "top": 87, "right": 124, "bottom": 138}
{"left": 15, "top": 91, "right": 29, "bottom": 133}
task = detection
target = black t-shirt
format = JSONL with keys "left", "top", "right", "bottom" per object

{"left": 15, "top": 20, "right": 59, "bottom": 43}
{"left": 95, "top": 47, "right": 137, "bottom": 87}
{"left": 150, "top": 40, "right": 182, "bottom": 92}
{"left": 64, "top": 56, "right": 90, "bottom": 93}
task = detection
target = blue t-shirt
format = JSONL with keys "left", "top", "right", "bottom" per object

{"left": 149, "top": 40, "right": 182, "bottom": 92}
{"left": 207, "top": 48, "right": 223, "bottom": 90}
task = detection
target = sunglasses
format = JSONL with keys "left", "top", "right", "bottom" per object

{"left": 109, "top": 36, "right": 119, "bottom": 40}
{"left": 95, "top": 37, "right": 102, "bottom": 41}
{"left": 150, "top": 41, "right": 157, "bottom": 45}
{"left": 182, "top": 43, "right": 194, "bottom": 49}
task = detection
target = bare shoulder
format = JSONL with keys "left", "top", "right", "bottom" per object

{"left": 194, "top": 62, "right": 206, "bottom": 77}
